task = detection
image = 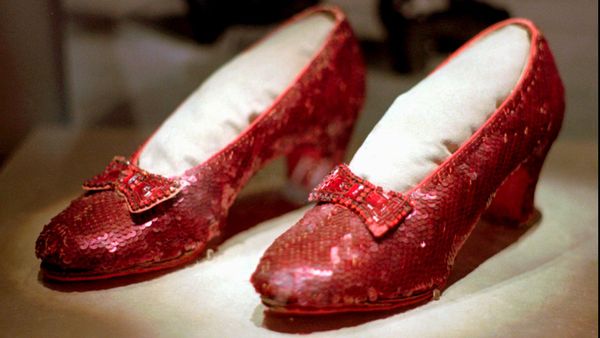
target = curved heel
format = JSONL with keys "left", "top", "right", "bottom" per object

{"left": 284, "top": 126, "right": 354, "bottom": 203}
{"left": 484, "top": 143, "right": 551, "bottom": 226}
{"left": 282, "top": 19, "right": 365, "bottom": 203}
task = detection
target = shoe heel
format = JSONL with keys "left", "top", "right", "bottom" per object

{"left": 484, "top": 143, "right": 551, "bottom": 226}
{"left": 283, "top": 23, "right": 364, "bottom": 203}
{"left": 284, "top": 126, "right": 354, "bottom": 203}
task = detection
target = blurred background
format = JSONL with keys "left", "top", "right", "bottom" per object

{"left": 0, "top": 0, "right": 597, "bottom": 167}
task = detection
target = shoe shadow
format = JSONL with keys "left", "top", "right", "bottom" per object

{"left": 41, "top": 189, "right": 301, "bottom": 292}
{"left": 259, "top": 210, "right": 541, "bottom": 334}
{"left": 259, "top": 303, "right": 421, "bottom": 334}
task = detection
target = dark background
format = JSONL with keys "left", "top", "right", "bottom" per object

{"left": 0, "top": 0, "right": 597, "bottom": 167}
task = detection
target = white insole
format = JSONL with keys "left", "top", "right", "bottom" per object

{"left": 138, "top": 13, "right": 335, "bottom": 176}
{"left": 349, "top": 25, "right": 530, "bottom": 192}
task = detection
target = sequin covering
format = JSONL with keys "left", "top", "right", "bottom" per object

{"left": 309, "top": 164, "right": 413, "bottom": 238}
{"left": 83, "top": 156, "right": 182, "bottom": 213}
{"left": 35, "top": 6, "right": 365, "bottom": 281}
{"left": 251, "top": 18, "right": 565, "bottom": 314}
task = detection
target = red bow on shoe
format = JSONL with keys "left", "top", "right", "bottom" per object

{"left": 309, "top": 164, "right": 413, "bottom": 238}
{"left": 83, "top": 156, "right": 182, "bottom": 213}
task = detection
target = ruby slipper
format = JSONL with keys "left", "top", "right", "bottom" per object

{"left": 252, "top": 18, "right": 564, "bottom": 314}
{"left": 35, "top": 6, "right": 365, "bottom": 281}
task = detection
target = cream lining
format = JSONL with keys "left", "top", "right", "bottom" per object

{"left": 139, "top": 13, "right": 335, "bottom": 176}
{"left": 349, "top": 25, "right": 530, "bottom": 192}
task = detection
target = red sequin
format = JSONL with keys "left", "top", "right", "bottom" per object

{"left": 309, "top": 164, "right": 413, "bottom": 238}
{"left": 34, "top": 6, "right": 365, "bottom": 281}
{"left": 83, "top": 156, "right": 182, "bottom": 213}
{"left": 252, "top": 18, "right": 565, "bottom": 314}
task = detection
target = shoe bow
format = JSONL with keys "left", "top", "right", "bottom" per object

{"left": 82, "top": 156, "right": 182, "bottom": 213}
{"left": 309, "top": 164, "right": 413, "bottom": 238}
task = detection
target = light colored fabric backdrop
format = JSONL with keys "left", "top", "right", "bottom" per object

{"left": 0, "top": 127, "right": 596, "bottom": 337}
{"left": 0, "top": 0, "right": 596, "bottom": 336}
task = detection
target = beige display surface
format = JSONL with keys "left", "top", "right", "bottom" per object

{"left": 0, "top": 126, "right": 597, "bottom": 337}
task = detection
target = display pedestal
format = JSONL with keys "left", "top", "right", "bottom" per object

{"left": 0, "top": 126, "right": 597, "bottom": 337}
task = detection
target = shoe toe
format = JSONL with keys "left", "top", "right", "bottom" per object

{"left": 36, "top": 190, "right": 201, "bottom": 278}
{"left": 252, "top": 204, "right": 390, "bottom": 311}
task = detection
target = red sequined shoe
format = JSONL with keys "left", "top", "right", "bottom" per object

{"left": 251, "top": 18, "right": 564, "bottom": 314}
{"left": 35, "top": 6, "right": 365, "bottom": 281}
